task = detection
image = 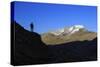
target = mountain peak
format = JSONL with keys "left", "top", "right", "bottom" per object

{"left": 50, "top": 25, "right": 85, "bottom": 36}
{"left": 41, "top": 25, "right": 96, "bottom": 45}
{"left": 67, "top": 25, "right": 85, "bottom": 34}
{"left": 73, "top": 25, "right": 84, "bottom": 28}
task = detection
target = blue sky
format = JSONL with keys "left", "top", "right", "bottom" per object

{"left": 13, "top": 1, "right": 97, "bottom": 34}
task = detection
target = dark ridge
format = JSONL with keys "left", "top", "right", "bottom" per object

{"left": 11, "top": 21, "right": 97, "bottom": 66}
{"left": 11, "top": 21, "right": 48, "bottom": 66}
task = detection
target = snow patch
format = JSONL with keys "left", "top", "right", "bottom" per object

{"left": 50, "top": 25, "right": 85, "bottom": 36}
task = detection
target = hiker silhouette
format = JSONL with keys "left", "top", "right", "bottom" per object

{"left": 30, "top": 23, "right": 33, "bottom": 32}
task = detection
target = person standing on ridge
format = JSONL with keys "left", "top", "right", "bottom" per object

{"left": 30, "top": 22, "right": 33, "bottom": 32}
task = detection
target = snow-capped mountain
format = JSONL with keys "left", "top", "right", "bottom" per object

{"left": 41, "top": 25, "right": 96, "bottom": 45}
{"left": 50, "top": 25, "right": 85, "bottom": 36}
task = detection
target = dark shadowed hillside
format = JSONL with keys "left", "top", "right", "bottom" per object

{"left": 11, "top": 21, "right": 48, "bottom": 65}
{"left": 11, "top": 21, "right": 97, "bottom": 66}
{"left": 48, "top": 38, "right": 97, "bottom": 63}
